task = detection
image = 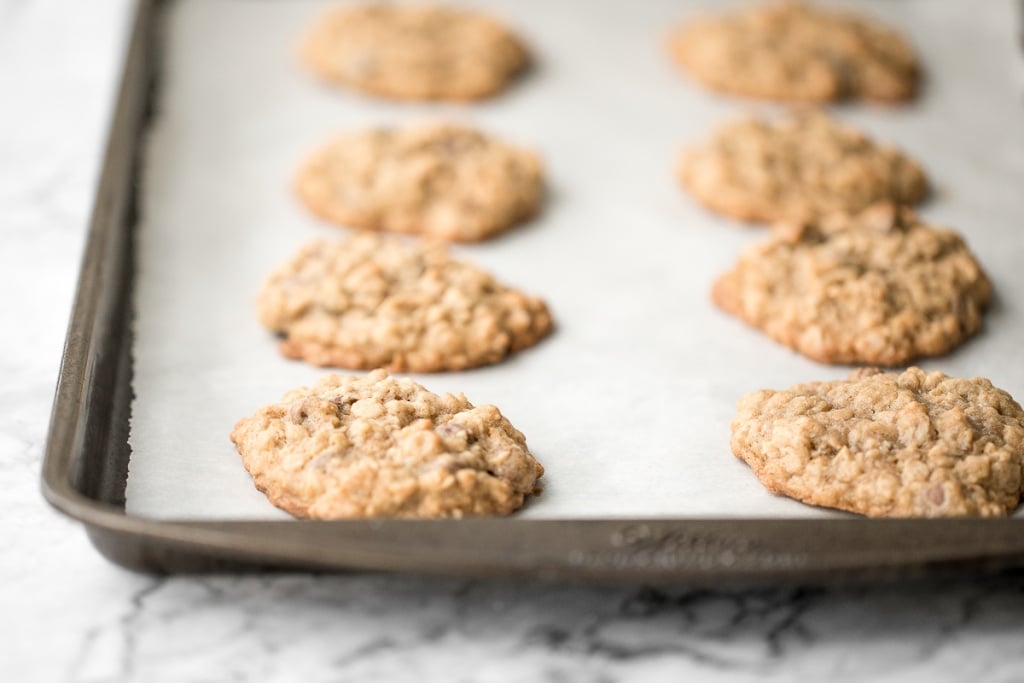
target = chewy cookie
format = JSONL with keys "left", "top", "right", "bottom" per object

{"left": 732, "top": 368, "right": 1024, "bottom": 517}
{"left": 302, "top": 4, "right": 528, "bottom": 101}
{"left": 258, "top": 233, "right": 553, "bottom": 372}
{"left": 296, "top": 123, "right": 543, "bottom": 242}
{"left": 680, "top": 112, "right": 928, "bottom": 223}
{"left": 231, "top": 370, "right": 544, "bottom": 519}
{"left": 713, "top": 206, "right": 991, "bottom": 366}
{"left": 670, "top": 1, "right": 920, "bottom": 102}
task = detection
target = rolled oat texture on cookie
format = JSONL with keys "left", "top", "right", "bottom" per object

{"left": 669, "top": 0, "right": 920, "bottom": 102}
{"left": 302, "top": 4, "right": 529, "bottom": 101}
{"left": 257, "top": 233, "right": 553, "bottom": 372}
{"left": 731, "top": 367, "right": 1024, "bottom": 517}
{"left": 295, "top": 122, "right": 544, "bottom": 242}
{"left": 680, "top": 111, "right": 928, "bottom": 224}
{"left": 713, "top": 205, "right": 991, "bottom": 366}
{"left": 231, "top": 370, "right": 544, "bottom": 519}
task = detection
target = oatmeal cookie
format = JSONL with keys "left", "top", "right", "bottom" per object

{"left": 258, "top": 233, "right": 553, "bottom": 372}
{"left": 231, "top": 370, "right": 544, "bottom": 519}
{"left": 302, "top": 4, "right": 528, "bottom": 101}
{"left": 670, "top": 1, "right": 920, "bottom": 102}
{"left": 713, "top": 205, "right": 991, "bottom": 366}
{"left": 732, "top": 367, "right": 1024, "bottom": 517}
{"left": 680, "top": 112, "right": 928, "bottom": 223}
{"left": 296, "top": 123, "right": 543, "bottom": 242}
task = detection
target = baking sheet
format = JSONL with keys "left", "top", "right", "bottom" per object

{"left": 126, "top": 0, "right": 1024, "bottom": 520}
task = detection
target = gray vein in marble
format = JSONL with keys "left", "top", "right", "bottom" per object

{"left": 55, "top": 573, "right": 1024, "bottom": 683}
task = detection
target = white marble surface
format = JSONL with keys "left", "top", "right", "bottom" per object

{"left": 5, "top": 1, "right": 1024, "bottom": 681}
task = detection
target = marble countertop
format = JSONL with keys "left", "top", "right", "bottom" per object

{"left": 4, "top": 1, "right": 1024, "bottom": 681}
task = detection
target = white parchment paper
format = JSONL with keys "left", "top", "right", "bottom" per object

{"left": 126, "top": 0, "right": 1024, "bottom": 519}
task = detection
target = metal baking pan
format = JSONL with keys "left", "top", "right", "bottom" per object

{"left": 41, "top": 0, "right": 1024, "bottom": 582}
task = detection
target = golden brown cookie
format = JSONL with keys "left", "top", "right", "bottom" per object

{"left": 231, "top": 370, "right": 544, "bottom": 519}
{"left": 713, "top": 205, "right": 991, "bottom": 366}
{"left": 670, "top": 1, "right": 920, "bottom": 102}
{"left": 732, "top": 367, "right": 1024, "bottom": 517}
{"left": 301, "top": 4, "right": 528, "bottom": 101}
{"left": 258, "top": 233, "right": 553, "bottom": 372}
{"left": 680, "top": 112, "right": 928, "bottom": 223}
{"left": 295, "top": 123, "right": 544, "bottom": 242}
